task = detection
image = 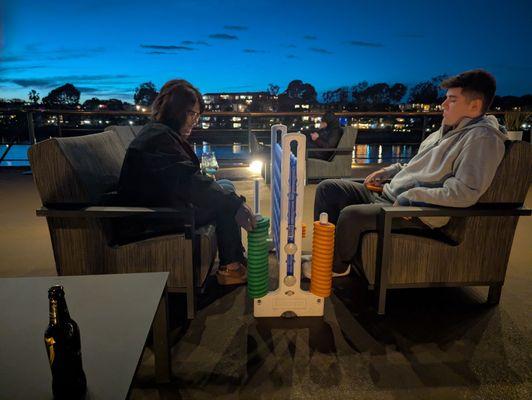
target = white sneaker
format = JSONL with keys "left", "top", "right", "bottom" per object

{"left": 301, "top": 257, "right": 351, "bottom": 279}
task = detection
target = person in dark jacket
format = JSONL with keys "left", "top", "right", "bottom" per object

{"left": 306, "top": 111, "right": 343, "bottom": 160}
{"left": 118, "top": 79, "right": 256, "bottom": 285}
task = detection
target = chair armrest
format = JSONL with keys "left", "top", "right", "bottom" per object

{"left": 380, "top": 205, "right": 531, "bottom": 219}
{"left": 36, "top": 206, "right": 195, "bottom": 220}
{"left": 307, "top": 147, "right": 352, "bottom": 153}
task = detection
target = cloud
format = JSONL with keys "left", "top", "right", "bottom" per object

{"left": 77, "top": 87, "right": 100, "bottom": 94}
{"left": 140, "top": 44, "right": 194, "bottom": 51}
{"left": 1, "top": 46, "right": 106, "bottom": 63}
{"left": 243, "top": 49, "right": 265, "bottom": 54}
{"left": 0, "top": 65, "right": 45, "bottom": 73}
{"left": 181, "top": 40, "right": 210, "bottom": 46}
{"left": 346, "top": 40, "right": 383, "bottom": 48}
{"left": 1, "top": 74, "right": 133, "bottom": 89}
{"left": 6, "top": 78, "right": 58, "bottom": 88}
{"left": 303, "top": 35, "right": 317, "bottom": 40}
{"left": 0, "top": 55, "right": 26, "bottom": 62}
{"left": 224, "top": 25, "right": 248, "bottom": 31}
{"left": 286, "top": 54, "right": 297, "bottom": 59}
{"left": 209, "top": 33, "right": 238, "bottom": 40}
{"left": 310, "top": 47, "right": 333, "bottom": 54}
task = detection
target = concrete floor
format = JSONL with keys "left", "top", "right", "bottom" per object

{"left": 1, "top": 170, "right": 531, "bottom": 400}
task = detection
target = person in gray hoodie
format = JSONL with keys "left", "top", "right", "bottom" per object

{"left": 306, "top": 69, "right": 506, "bottom": 277}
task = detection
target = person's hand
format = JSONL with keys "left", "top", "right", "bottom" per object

{"left": 364, "top": 168, "right": 389, "bottom": 186}
{"left": 235, "top": 202, "right": 257, "bottom": 232}
{"left": 310, "top": 132, "right": 319, "bottom": 141}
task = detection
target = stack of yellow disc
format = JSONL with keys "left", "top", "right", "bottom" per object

{"left": 301, "top": 223, "right": 307, "bottom": 238}
{"left": 310, "top": 216, "right": 335, "bottom": 298}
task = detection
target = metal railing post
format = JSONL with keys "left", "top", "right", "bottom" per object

{"left": 421, "top": 115, "right": 428, "bottom": 140}
{"left": 27, "top": 111, "right": 36, "bottom": 144}
{"left": 247, "top": 113, "right": 252, "bottom": 150}
{"left": 57, "top": 113, "right": 62, "bottom": 137}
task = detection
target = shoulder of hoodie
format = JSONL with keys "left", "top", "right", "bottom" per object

{"left": 131, "top": 122, "right": 180, "bottom": 149}
{"left": 458, "top": 116, "right": 507, "bottom": 147}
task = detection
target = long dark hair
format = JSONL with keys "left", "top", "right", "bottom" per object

{"left": 151, "top": 79, "right": 205, "bottom": 133}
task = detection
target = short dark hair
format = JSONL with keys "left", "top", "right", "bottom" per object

{"left": 441, "top": 69, "right": 496, "bottom": 113}
{"left": 151, "top": 79, "right": 205, "bottom": 133}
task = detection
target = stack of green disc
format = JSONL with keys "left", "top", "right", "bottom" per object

{"left": 247, "top": 216, "right": 270, "bottom": 299}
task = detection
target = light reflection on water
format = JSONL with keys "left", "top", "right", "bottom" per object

{"left": 353, "top": 144, "right": 418, "bottom": 165}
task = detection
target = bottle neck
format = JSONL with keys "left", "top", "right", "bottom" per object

{"left": 48, "top": 297, "right": 70, "bottom": 325}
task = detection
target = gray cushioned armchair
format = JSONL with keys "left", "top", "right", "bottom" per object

{"left": 306, "top": 126, "right": 358, "bottom": 180}
{"left": 356, "top": 141, "right": 531, "bottom": 314}
{"left": 28, "top": 126, "right": 217, "bottom": 319}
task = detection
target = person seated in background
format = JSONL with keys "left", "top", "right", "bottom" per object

{"left": 117, "top": 79, "right": 256, "bottom": 285}
{"left": 305, "top": 111, "right": 344, "bottom": 160}
{"left": 304, "top": 69, "right": 507, "bottom": 279}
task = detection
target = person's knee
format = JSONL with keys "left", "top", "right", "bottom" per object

{"left": 217, "top": 179, "right": 236, "bottom": 193}
{"left": 337, "top": 204, "right": 381, "bottom": 231}
{"left": 316, "top": 179, "right": 341, "bottom": 198}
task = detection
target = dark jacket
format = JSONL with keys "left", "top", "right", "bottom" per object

{"left": 306, "top": 126, "right": 343, "bottom": 161}
{"left": 115, "top": 122, "right": 243, "bottom": 241}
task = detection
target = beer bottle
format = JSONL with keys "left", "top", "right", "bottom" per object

{"left": 44, "top": 285, "right": 87, "bottom": 399}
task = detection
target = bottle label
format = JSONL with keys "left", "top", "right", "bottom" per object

{"left": 49, "top": 299, "right": 58, "bottom": 325}
{"left": 45, "top": 337, "right": 56, "bottom": 365}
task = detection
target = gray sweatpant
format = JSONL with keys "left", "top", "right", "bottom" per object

{"left": 313, "top": 179, "right": 428, "bottom": 273}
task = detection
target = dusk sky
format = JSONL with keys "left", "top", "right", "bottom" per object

{"left": 1, "top": 0, "right": 531, "bottom": 102}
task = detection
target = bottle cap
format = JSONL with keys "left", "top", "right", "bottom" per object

{"left": 48, "top": 285, "right": 65, "bottom": 299}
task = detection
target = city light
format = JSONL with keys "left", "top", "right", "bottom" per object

{"left": 249, "top": 160, "right": 263, "bottom": 175}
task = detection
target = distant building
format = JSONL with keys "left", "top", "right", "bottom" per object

{"left": 202, "top": 92, "right": 277, "bottom": 112}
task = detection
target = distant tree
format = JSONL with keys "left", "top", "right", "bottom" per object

{"left": 106, "top": 98, "right": 125, "bottom": 111}
{"left": 267, "top": 83, "right": 280, "bottom": 96}
{"left": 134, "top": 82, "right": 158, "bottom": 106}
{"left": 82, "top": 97, "right": 104, "bottom": 111}
{"left": 408, "top": 75, "right": 447, "bottom": 104}
{"left": 28, "top": 89, "right": 40, "bottom": 105}
{"left": 351, "top": 81, "right": 369, "bottom": 109}
{"left": 284, "top": 79, "right": 318, "bottom": 104}
{"left": 42, "top": 83, "right": 80, "bottom": 108}
{"left": 389, "top": 83, "right": 407, "bottom": 103}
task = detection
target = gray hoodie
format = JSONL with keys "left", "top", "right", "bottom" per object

{"left": 380, "top": 115, "right": 507, "bottom": 228}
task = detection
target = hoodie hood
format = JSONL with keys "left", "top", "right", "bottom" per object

{"left": 444, "top": 115, "right": 507, "bottom": 141}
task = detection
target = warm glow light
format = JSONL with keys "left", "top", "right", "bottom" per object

{"left": 249, "top": 160, "right": 263, "bottom": 174}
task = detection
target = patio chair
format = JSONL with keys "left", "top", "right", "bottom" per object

{"left": 356, "top": 140, "right": 531, "bottom": 314}
{"left": 28, "top": 126, "right": 217, "bottom": 319}
{"left": 306, "top": 126, "right": 357, "bottom": 180}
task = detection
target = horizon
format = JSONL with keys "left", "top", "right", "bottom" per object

{"left": 1, "top": 0, "right": 531, "bottom": 103}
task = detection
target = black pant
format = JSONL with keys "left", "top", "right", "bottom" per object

{"left": 111, "top": 179, "right": 244, "bottom": 266}
{"left": 313, "top": 179, "right": 428, "bottom": 273}
{"left": 197, "top": 179, "right": 245, "bottom": 266}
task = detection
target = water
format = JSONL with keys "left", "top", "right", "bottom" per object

{"left": 0, "top": 143, "right": 418, "bottom": 167}
{"left": 353, "top": 144, "right": 419, "bottom": 165}
{"left": 0, "top": 144, "right": 31, "bottom": 167}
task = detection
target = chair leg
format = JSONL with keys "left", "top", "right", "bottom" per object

{"left": 377, "top": 287, "right": 387, "bottom": 315}
{"left": 487, "top": 283, "right": 503, "bottom": 305}
{"left": 186, "top": 284, "right": 196, "bottom": 319}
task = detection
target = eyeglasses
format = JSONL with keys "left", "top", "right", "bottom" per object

{"left": 186, "top": 109, "right": 201, "bottom": 120}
